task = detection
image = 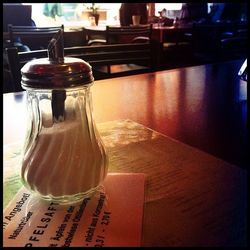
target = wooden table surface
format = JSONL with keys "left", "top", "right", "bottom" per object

{"left": 151, "top": 23, "right": 193, "bottom": 43}
{"left": 3, "top": 59, "right": 247, "bottom": 169}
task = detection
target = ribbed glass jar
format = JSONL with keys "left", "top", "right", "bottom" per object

{"left": 21, "top": 85, "right": 108, "bottom": 204}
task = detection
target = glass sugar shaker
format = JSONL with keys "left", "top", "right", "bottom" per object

{"left": 20, "top": 29, "right": 108, "bottom": 204}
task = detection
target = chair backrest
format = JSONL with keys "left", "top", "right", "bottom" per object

{"left": 220, "top": 36, "right": 247, "bottom": 59}
{"left": 65, "top": 43, "right": 152, "bottom": 70}
{"left": 6, "top": 43, "right": 153, "bottom": 91}
{"left": 192, "top": 22, "right": 236, "bottom": 53}
{"left": 106, "top": 24, "right": 152, "bottom": 44}
{"left": 8, "top": 24, "right": 64, "bottom": 50}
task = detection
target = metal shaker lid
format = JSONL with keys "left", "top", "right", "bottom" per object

{"left": 21, "top": 29, "right": 94, "bottom": 89}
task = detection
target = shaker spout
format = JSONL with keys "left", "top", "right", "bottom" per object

{"left": 47, "top": 28, "right": 67, "bottom": 122}
{"left": 47, "top": 28, "right": 64, "bottom": 63}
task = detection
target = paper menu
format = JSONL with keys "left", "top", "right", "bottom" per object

{"left": 3, "top": 173, "right": 145, "bottom": 247}
{"left": 3, "top": 119, "right": 247, "bottom": 246}
{"left": 97, "top": 120, "right": 247, "bottom": 246}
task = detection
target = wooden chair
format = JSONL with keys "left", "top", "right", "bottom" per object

{"left": 8, "top": 24, "right": 64, "bottom": 51}
{"left": 191, "top": 22, "right": 236, "bottom": 63}
{"left": 86, "top": 24, "right": 153, "bottom": 74}
{"left": 87, "top": 24, "right": 152, "bottom": 45}
{"left": 5, "top": 43, "right": 153, "bottom": 92}
{"left": 106, "top": 24, "right": 152, "bottom": 44}
{"left": 220, "top": 36, "right": 247, "bottom": 60}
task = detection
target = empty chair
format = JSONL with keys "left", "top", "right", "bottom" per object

{"left": 5, "top": 42, "right": 153, "bottom": 92}
{"left": 220, "top": 36, "right": 247, "bottom": 60}
{"left": 191, "top": 21, "right": 236, "bottom": 63}
{"left": 5, "top": 47, "right": 48, "bottom": 92}
{"left": 86, "top": 24, "right": 153, "bottom": 75}
{"left": 87, "top": 24, "right": 152, "bottom": 45}
{"left": 8, "top": 24, "right": 64, "bottom": 51}
{"left": 105, "top": 24, "right": 152, "bottom": 44}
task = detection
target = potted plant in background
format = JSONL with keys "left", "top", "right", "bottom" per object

{"left": 88, "top": 3, "right": 100, "bottom": 26}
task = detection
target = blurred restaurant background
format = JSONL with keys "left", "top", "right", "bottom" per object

{"left": 3, "top": 2, "right": 247, "bottom": 93}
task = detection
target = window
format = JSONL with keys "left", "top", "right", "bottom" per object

{"left": 155, "top": 3, "right": 183, "bottom": 18}
{"left": 22, "top": 3, "right": 121, "bottom": 27}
